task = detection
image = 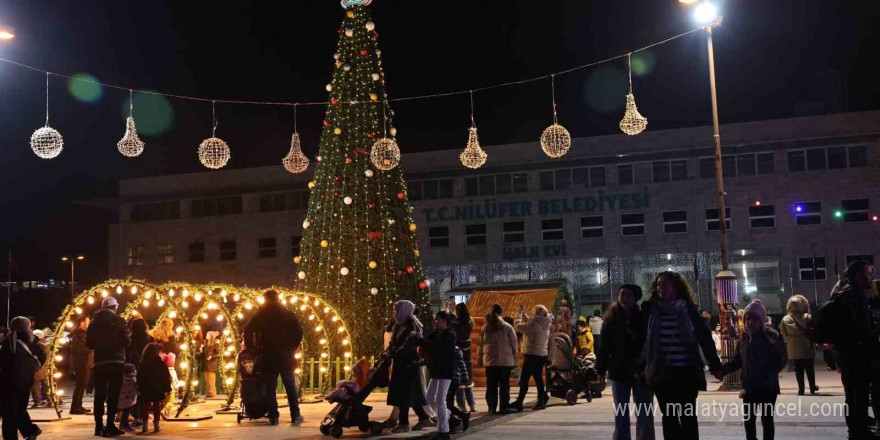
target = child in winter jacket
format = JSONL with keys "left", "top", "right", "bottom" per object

{"left": 575, "top": 316, "right": 595, "bottom": 356}
{"left": 117, "top": 363, "right": 138, "bottom": 431}
{"left": 716, "top": 300, "right": 787, "bottom": 440}
{"left": 138, "top": 343, "right": 172, "bottom": 433}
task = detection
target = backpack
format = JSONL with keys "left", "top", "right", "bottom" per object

{"left": 13, "top": 340, "right": 42, "bottom": 388}
{"left": 808, "top": 297, "right": 845, "bottom": 344}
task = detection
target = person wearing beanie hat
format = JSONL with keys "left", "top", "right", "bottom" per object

{"left": 203, "top": 331, "right": 222, "bottom": 398}
{"left": 716, "top": 299, "right": 787, "bottom": 440}
{"left": 86, "top": 294, "right": 131, "bottom": 436}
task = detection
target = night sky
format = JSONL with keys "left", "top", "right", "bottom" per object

{"left": 0, "top": 0, "right": 878, "bottom": 285}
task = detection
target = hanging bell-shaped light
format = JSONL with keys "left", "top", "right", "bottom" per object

{"left": 619, "top": 54, "right": 648, "bottom": 136}
{"left": 619, "top": 94, "right": 648, "bottom": 136}
{"left": 282, "top": 133, "right": 309, "bottom": 174}
{"left": 370, "top": 138, "right": 400, "bottom": 171}
{"left": 459, "top": 126, "right": 487, "bottom": 169}
{"left": 117, "top": 116, "right": 145, "bottom": 157}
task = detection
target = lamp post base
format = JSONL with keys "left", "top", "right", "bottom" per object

{"left": 715, "top": 270, "right": 742, "bottom": 391}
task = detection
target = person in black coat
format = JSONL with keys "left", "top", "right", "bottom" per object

{"left": 86, "top": 297, "right": 131, "bottom": 437}
{"left": 452, "top": 302, "right": 477, "bottom": 413}
{"left": 0, "top": 316, "right": 46, "bottom": 440}
{"left": 414, "top": 311, "right": 458, "bottom": 439}
{"left": 124, "top": 317, "right": 152, "bottom": 426}
{"left": 242, "top": 289, "right": 304, "bottom": 424}
{"left": 137, "top": 343, "right": 172, "bottom": 433}
{"left": 384, "top": 300, "right": 431, "bottom": 433}
{"left": 596, "top": 284, "right": 654, "bottom": 440}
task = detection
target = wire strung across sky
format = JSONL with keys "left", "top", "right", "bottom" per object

{"left": 0, "top": 25, "right": 712, "bottom": 107}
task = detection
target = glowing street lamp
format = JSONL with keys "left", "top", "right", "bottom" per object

{"left": 0, "top": 26, "right": 14, "bottom": 40}
{"left": 61, "top": 255, "right": 85, "bottom": 299}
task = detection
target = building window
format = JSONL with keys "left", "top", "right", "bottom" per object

{"left": 258, "top": 192, "right": 308, "bottom": 213}
{"left": 193, "top": 196, "right": 243, "bottom": 217}
{"left": 699, "top": 158, "right": 715, "bottom": 179}
{"left": 787, "top": 150, "right": 806, "bottom": 172}
{"left": 409, "top": 180, "right": 454, "bottom": 200}
{"left": 580, "top": 216, "right": 604, "bottom": 239}
{"left": 429, "top": 227, "right": 449, "bottom": 248}
{"left": 465, "top": 224, "right": 487, "bottom": 245}
{"left": 617, "top": 165, "right": 633, "bottom": 186}
{"left": 795, "top": 202, "right": 822, "bottom": 226}
{"left": 407, "top": 182, "right": 423, "bottom": 200}
{"left": 423, "top": 180, "right": 441, "bottom": 200}
{"left": 621, "top": 213, "right": 645, "bottom": 236}
{"left": 799, "top": 257, "right": 826, "bottom": 281}
{"left": 219, "top": 240, "right": 236, "bottom": 261}
{"left": 541, "top": 219, "right": 564, "bottom": 241}
{"left": 706, "top": 208, "right": 731, "bottom": 231}
{"left": 737, "top": 154, "right": 756, "bottom": 176}
{"left": 589, "top": 166, "right": 606, "bottom": 187}
{"left": 464, "top": 177, "right": 479, "bottom": 197}
{"left": 466, "top": 175, "right": 521, "bottom": 197}
{"left": 157, "top": 244, "right": 174, "bottom": 265}
{"left": 555, "top": 169, "right": 572, "bottom": 190}
{"left": 662, "top": 210, "right": 688, "bottom": 234}
{"left": 651, "top": 160, "right": 688, "bottom": 182}
{"left": 652, "top": 161, "right": 671, "bottom": 182}
{"left": 848, "top": 145, "right": 867, "bottom": 167}
{"left": 503, "top": 221, "right": 525, "bottom": 244}
{"left": 539, "top": 171, "right": 555, "bottom": 191}
{"left": 806, "top": 148, "right": 827, "bottom": 171}
{"left": 127, "top": 246, "right": 143, "bottom": 267}
{"left": 512, "top": 173, "right": 528, "bottom": 193}
{"left": 846, "top": 254, "right": 874, "bottom": 266}
{"left": 827, "top": 147, "right": 847, "bottom": 169}
{"left": 258, "top": 238, "right": 276, "bottom": 259}
{"left": 188, "top": 242, "right": 205, "bottom": 263}
{"left": 291, "top": 236, "right": 302, "bottom": 256}
{"left": 496, "top": 174, "right": 512, "bottom": 194}
{"left": 841, "top": 199, "right": 870, "bottom": 223}
{"left": 130, "top": 201, "right": 180, "bottom": 222}
{"left": 756, "top": 153, "right": 775, "bottom": 174}
{"left": 749, "top": 204, "right": 776, "bottom": 228}
{"left": 478, "top": 176, "right": 495, "bottom": 196}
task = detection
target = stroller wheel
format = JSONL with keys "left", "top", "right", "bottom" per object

{"left": 237, "top": 414, "right": 243, "bottom": 424}
{"left": 565, "top": 389, "right": 578, "bottom": 405}
{"left": 370, "top": 422, "right": 384, "bottom": 436}
{"left": 320, "top": 423, "right": 331, "bottom": 436}
{"left": 330, "top": 426, "right": 344, "bottom": 438}
{"left": 358, "top": 421, "right": 371, "bottom": 432}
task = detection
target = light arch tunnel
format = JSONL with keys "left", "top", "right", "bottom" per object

{"left": 47, "top": 279, "right": 354, "bottom": 419}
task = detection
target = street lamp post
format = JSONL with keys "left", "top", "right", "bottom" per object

{"left": 61, "top": 255, "right": 85, "bottom": 299}
{"left": 681, "top": 0, "right": 740, "bottom": 390}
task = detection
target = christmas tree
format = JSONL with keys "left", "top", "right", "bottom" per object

{"left": 294, "top": 2, "right": 430, "bottom": 355}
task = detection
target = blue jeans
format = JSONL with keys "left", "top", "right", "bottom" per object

{"left": 455, "top": 387, "right": 475, "bottom": 410}
{"left": 610, "top": 379, "right": 655, "bottom": 440}
{"left": 263, "top": 369, "right": 300, "bottom": 419}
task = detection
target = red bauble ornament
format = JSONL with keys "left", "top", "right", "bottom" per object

{"left": 354, "top": 148, "right": 367, "bottom": 155}
{"left": 397, "top": 192, "right": 404, "bottom": 199}
{"left": 345, "top": 158, "right": 352, "bottom": 164}
{"left": 366, "top": 132, "right": 374, "bottom": 139}
{"left": 419, "top": 281, "right": 427, "bottom": 290}
{"left": 334, "top": 192, "right": 340, "bottom": 197}
{"left": 323, "top": 120, "right": 330, "bottom": 127}
{"left": 334, "top": 175, "right": 341, "bottom": 181}
{"left": 406, "top": 266, "right": 414, "bottom": 274}
{"left": 368, "top": 202, "right": 375, "bottom": 209}
{"left": 360, "top": 49, "right": 368, "bottom": 56}
{"left": 331, "top": 98, "right": 338, "bottom": 105}
{"left": 374, "top": 32, "right": 379, "bottom": 39}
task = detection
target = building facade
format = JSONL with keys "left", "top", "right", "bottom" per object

{"left": 108, "top": 111, "right": 880, "bottom": 314}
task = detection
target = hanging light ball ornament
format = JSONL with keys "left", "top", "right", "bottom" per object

{"left": 370, "top": 138, "right": 401, "bottom": 171}
{"left": 459, "top": 127, "right": 487, "bottom": 169}
{"left": 619, "top": 94, "right": 648, "bottom": 136}
{"left": 540, "top": 123, "right": 571, "bottom": 158}
{"left": 117, "top": 117, "right": 145, "bottom": 158}
{"left": 282, "top": 133, "right": 310, "bottom": 174}
{"left": 198, "top": 137, "right": 231, "bottom": 169}
{"left": 30, "top": 126, "right": 64, "bottom": 159}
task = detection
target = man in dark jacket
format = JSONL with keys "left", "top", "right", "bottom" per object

{"left": 86, "top": 296, "right": 131, "bottom": 437}
{"left": 69, "top": 315, "right": 93, "bottom": 415}
{"left": 833, "top": 260, "right": 877, "bottom": 440}
{"left": 243, "top": 289, "right": 304, "bottom": 424}
{"left": 1, "top": 316, "right": 47, "bottom": 440}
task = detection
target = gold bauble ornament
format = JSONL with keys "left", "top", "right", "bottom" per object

{"left": 370, "top": 93, "right": 378, "bottom": 101}
{"left": 297, "top": 271, "right": 306, "bottom": 280}
{"left": 308, "top": 181, "right": 316, "bottom": 189}
{"left": 334, "top": 127, "right": 342, "bottom": 135}
{"left": 320, "top": 240, "right": 329, "bottom": 248}
{"left": 294, "top": 256, "right": 302, "bottom": 264}
{"left": 282, "top": 133, "right": 309, "bottom": 174}
{"left": 370, "top": 138, "right": 401, "bottom": 171}
{"left": 459, "top": 126, "right": 487, "bottom": 169}
{"left": 540, "top": 123, "right": 571, "bottom": 158}
{"left": 409, "top": 223, "right": 417, "bottom": 232}
{"left": 619, "top": 93, "right": 648, "bottom": 136}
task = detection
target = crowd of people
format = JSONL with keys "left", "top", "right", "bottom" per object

{"left": 0, "top": 260, "right": 877, "bottom": 440}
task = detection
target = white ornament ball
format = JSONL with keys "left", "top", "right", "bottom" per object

{"left": 334, "top": 53, "right": 340, "bottom": 60}
{"left": 303, "top": 220, "right": 311, "bottom": 229}
{"left": 390, "top": 127, "right": 398, "bottom": 136}
{"left": 345, "top": 29, "right": 354, "bottom": 37}
{"left": 344, "top": 196, "right": 353, "bottom": 205}
{"left": 317, "top": 155, "right": 323, "bottom": 162}
{"left": 343, "top": 65, "right": 351, "bottom": 72}
{"left": 297, "top": 271, "right": 306, "bottom": 280}
{"left": 326, "top": 84, "right": 333, "bottom": 92}
{"left": 370, "top": 288, "right": 379, "bottom": 295}
{"left": 424, "top": 280, "right": 431, "bottom": 287}
{"left": 364, "top": 169, "right": 374, "bottom": 178}
{"left": 365, "top": 22, "right": 376, "bottom": 31}
{"left": 340, "top": 267, "right": 349, "bottom": 276}
{"left": 372, "top": 73, "right": 380, "bottom": 81}
{"left": 30, "top": 126, "right": 64, "bottom": 159}
{"left": 388, "top": 219, "right": 396, "bottom": 225}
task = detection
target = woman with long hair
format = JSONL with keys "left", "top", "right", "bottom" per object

{"left": 642, "top": 271, "right": 720, "bottom": 440}
{"left": 151, "top": 318, "right": 178, "bottom": 357}
{"left": 511, "top": 305, "right": 551, "bottom": 412}
{"left": 123, "top": 317, "right": 153, "bottom": 428}
{"left": 477, "top": 304, "right": 519, "bottom": 414}
{"left": 452, "top": 302, "right": 477, "bottom": 413}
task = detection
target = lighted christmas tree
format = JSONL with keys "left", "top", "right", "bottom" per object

{"left": 294, "top": 2, "right": 430, "bottom": 355}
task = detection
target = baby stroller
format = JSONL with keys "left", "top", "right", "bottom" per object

{"left": 237, "top": 349, "right": 269, "bottom": 424}
{"left": 545, "top": 333, "right": 597, "bottom": 405}
{"left": 319, "top": 356, "right": 391, "bottom": 438}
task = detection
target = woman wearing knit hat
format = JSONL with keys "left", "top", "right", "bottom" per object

{"left": 778, "top": 295, "right": 818, "bottom": 395}
{"left": 715, "top": 299, "right": 787, "bottom": 440}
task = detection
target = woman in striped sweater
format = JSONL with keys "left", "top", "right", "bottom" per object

{"left": 642, "top": 271, "right": 721, "bottom": 440}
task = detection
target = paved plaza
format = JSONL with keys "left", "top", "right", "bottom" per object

{"left": 27, "top": 367, "right": 855, "bottom": 440}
